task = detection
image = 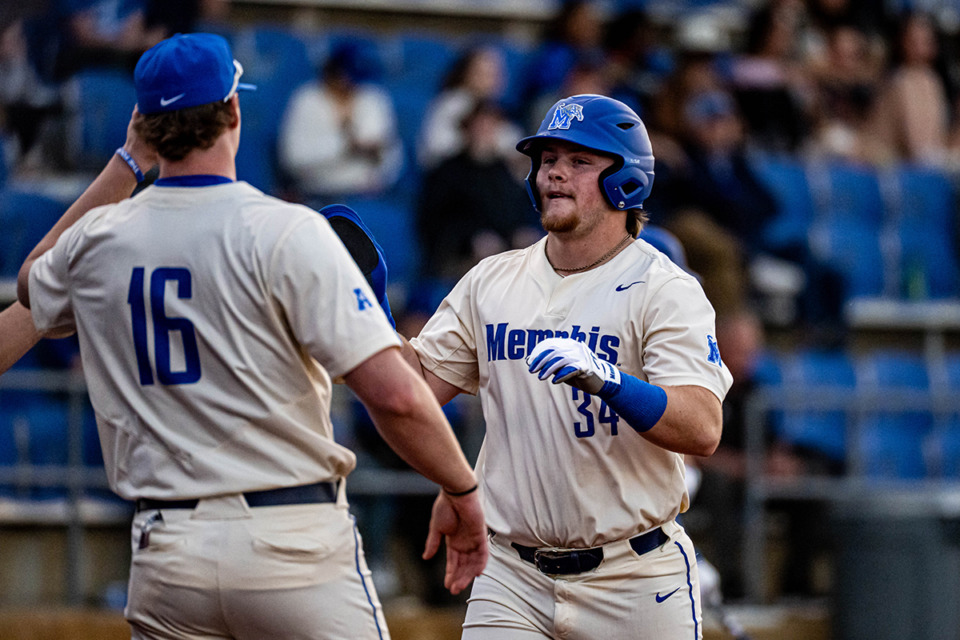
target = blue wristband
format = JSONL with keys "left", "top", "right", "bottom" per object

{"left": 115, "top": 147, "right": 145, "bottom": 183}
{"left": 597, "top": 372, "right": 667, "bottom": 433}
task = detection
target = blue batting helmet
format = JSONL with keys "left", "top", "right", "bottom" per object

{"left": 516, "top": 94, "right": 655, "bottom": 212}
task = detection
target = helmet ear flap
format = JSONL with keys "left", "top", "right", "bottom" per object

{"left": 602, "top": 163, "right": 654, "bottom": 210}
{"left": 524, "top": 156, "right": 543, "bottom": 213}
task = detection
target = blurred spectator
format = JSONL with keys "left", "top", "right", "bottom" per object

{"left": 418, "top": 44, "right": 521, "bottom": 171}
{"left": 0, "top": 19, "right": 62, "bottom": 170}
{"left": 602, "top": 7, "right": 673, "bottom": 119}
{"left": 53, "top": 0, "right": 167, "bottom": 79}
{"left": 806, "top": 23, "right": 881, "bottom": 162}
{"left": 417, "top": 100, "right": 540, "bottom": 280}
{"left": 730, "top": 1, "right": 815, "bottom": 153}
{"left": 650, "top": 17, "right": 729, "bottom": 143}
{"left": 650, "top": 90, "right": 768, "bottom": 317}
{"left": 652, "top": 89, "right": 845, "bottom": 333}
{"left": 143, "top": 0, "right": 228, "bottom": 39}
{"left": 519, "top": 0, "right": 605, "bottom": 117}
{"left": 526, "top": 52, "right": 612, "bottom": 132}
{"left": 278, "top": 39, "right": 403, "bottom": 203}
{"left": 864, "top": 10, "right": 956, "bottom": 167}
{"left": 798, "top": 0, "right": 887, "bottom": 64}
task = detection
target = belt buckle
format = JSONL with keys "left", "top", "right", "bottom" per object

{"left": 534, "top": 549, "right": 569, "bottom": 574}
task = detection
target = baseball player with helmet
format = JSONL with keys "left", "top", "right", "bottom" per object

{"left": 16, "top": 32, "right": 488, "bottom": 639}
{"left": 403, "top": 94, "right": 733, "bottom": 639}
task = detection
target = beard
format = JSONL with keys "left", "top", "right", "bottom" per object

{"left": 540, "top": 205, "right": 578, "bottom": 233}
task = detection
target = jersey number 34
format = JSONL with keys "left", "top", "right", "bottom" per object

{"left": 127, "top": 266, "right": 202, "bottom": 386}
{"left": 572, "top": 388, "right": 619, "bottom": 438}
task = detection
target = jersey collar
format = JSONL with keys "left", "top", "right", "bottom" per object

{"left": 155, "top": 175, "right": 234, "bottom": 187}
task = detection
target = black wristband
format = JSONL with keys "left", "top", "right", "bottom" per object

{"left": 444, "top": 484, "right": 478, "bottom": 497}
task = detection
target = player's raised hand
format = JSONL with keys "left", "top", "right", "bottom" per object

{"left": 526, "top": 337, "right": 621, "bottom": 396}
{"left": 423, "top": 489, "right": 488, "bottom": 595}
{"left": 122, "top": 105, "right": 158, "bottom": 175}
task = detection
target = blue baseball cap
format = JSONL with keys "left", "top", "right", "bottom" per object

{"left": 135, "top": 33, "right": 256, "bottom": 115}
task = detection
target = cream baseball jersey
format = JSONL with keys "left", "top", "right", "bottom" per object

{"left": 28, "top": 181, "right": 400, "bottom": 500}
{"left": 412, "top": 236, "right": 733, "bottom": 548}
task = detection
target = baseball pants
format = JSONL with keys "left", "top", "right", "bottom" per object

{"left": 125, "top": 493, "right": 389, "bottom": 640}
{"left": 462, "top": 520, "right": 702, "bottom": 640}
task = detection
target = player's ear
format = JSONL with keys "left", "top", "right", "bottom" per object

{"left": 228, "top": 94, "right": 241, "bottom": 129}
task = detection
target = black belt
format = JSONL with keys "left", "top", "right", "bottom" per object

{"left": 135, "top": 481, "right": 338, "bottom": 512}
{"left": 511, "top": 527, "right": 669, "bottom": 575}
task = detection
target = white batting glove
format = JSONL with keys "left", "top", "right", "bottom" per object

{"left": 526, "top": 337, "right": 621, "bottom": 396}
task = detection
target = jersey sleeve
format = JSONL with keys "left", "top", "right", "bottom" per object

{"left": 641, "top": 275, "right": 733, "bottom": 402}
{"left": 28, "top": 221, "right": 81, "bottom": 336}
{"left": 410, "top": 273, "right": 481, "bottom": 395}
{"left": 268, "top": 214, "right": 400, "bottom": 379}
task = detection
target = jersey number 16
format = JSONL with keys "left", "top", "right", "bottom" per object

{"left": 127, "top": 267, "right": 202, "bottom": 386}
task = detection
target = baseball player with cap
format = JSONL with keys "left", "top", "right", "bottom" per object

{"left": 404, "top": 94, "right": 733, "bottom": 639}
{"left": 17, "top": 32, "right": 487, "bottom": 639}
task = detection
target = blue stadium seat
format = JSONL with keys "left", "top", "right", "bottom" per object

{"left": 824, "top": 162, "right": 884, "bottom": 226}
{"left": 388, "top": 82, "right": 433, "bottom": 183}
{"left": 752, "top": 155, "right": 817, "bottom": 251}
{"left": 23, "top": 400, "right": 70, "bottom": 466}
{"left": 809, "top": 217, "right": 885, "bottom": 299}
{"left": 945, "top": 352, "right": 960, "bottom": 389}
{"left": 0, "top": 406, "right": 18, "bottom": 467}
{"left": 0, "top": 395, "right": 70, "bottom": 499}
{"left": 897, "top": 225, "right": 960, "bottom": 298}
{"left": 750, "top": 349, "right": 785, "bottom": 440}
{"left": 858, "top": 417, "right": 929, "bottom": 479}
{"left": 231, "top": 25, "right": 315, "bottom": 95}
{"left": 498, "top": 39, "right": 534, "bottom": 115}
{"left": 894, "top": 164, "right": 955, "bottom": 232}
{"left": 63, "top": 70, "right": 138, "bottom": 170}
{"left": 230, "top": 26, "right": 317, "bottom": 194}
{"left": 855, "top": 350, "right": 932, "bottom": 479}
{"left": 0, "top": 188, "right": 68, "bottom": 277}
{"left": 777, "top": 349, "right": 856, "bottom": 462}
{"left": 753, "top": 349, "right": 783, "bottom": 388}
{"left": 389, "top": 32, "right": 459, "bottom": 92}
{"left": 340, "top": 195, "right": 421, "bottom": 290}
{"left": 925, "top": 419, "right": 960, "bottom": 478}
{"left": 888, "top": 166, "right": 960, "bottom": 298}
{"left": 0, "top": 134, "right": 7, "bottom": 188}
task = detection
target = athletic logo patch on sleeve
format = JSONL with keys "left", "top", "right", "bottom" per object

{"left": 706, "top": 335, "right": 722, "bottom": 367}
{"left": 354, "top": 288, "right": 373, "bottom": 311}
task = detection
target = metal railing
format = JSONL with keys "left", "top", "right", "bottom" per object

{"left": 742, "top": 385, "right": 960, "bottom": 602}
{"left": 0, "top": 369, "right": 472, "bottom": 604}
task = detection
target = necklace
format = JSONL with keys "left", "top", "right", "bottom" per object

{"left": 547, "top": 233, "right": 634, "bottom": 274}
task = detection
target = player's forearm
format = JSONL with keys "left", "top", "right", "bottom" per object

{"left": 17, "top": 153, "right": 142, "bottom": 307}
{"left": 344, "top": 348, "right": 476, "bottom": 493}
{"left": 640, "top": 385, "right": 722, "bottom": 456}
{"left": 366, "top": 382, "right": 477, "bottom": 494}
{"left": 397, "top": 335, "right": 463, "bottom": 405}
{"left": 0, "top": 302, "right": 42, "bottom": 375}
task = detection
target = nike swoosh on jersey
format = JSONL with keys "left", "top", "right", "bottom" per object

{"left": 160, "top": 93, "right": 186, "bottom": 107}
{"left": 655, "top": 587, "right": 681, "bottom": 603}
{"left": 615, "top": 281, "right": 645, "bottom": 291}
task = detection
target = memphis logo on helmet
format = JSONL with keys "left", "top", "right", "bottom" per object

{"left": 548, "top": 102, "right": 584, "bottom": 130}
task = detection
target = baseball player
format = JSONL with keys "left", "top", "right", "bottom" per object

{"left": 404, "top": 94, "right": 733, "bottom": 639}
{"left": 17, "top": 33, "right": 487, "bottom": 639}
